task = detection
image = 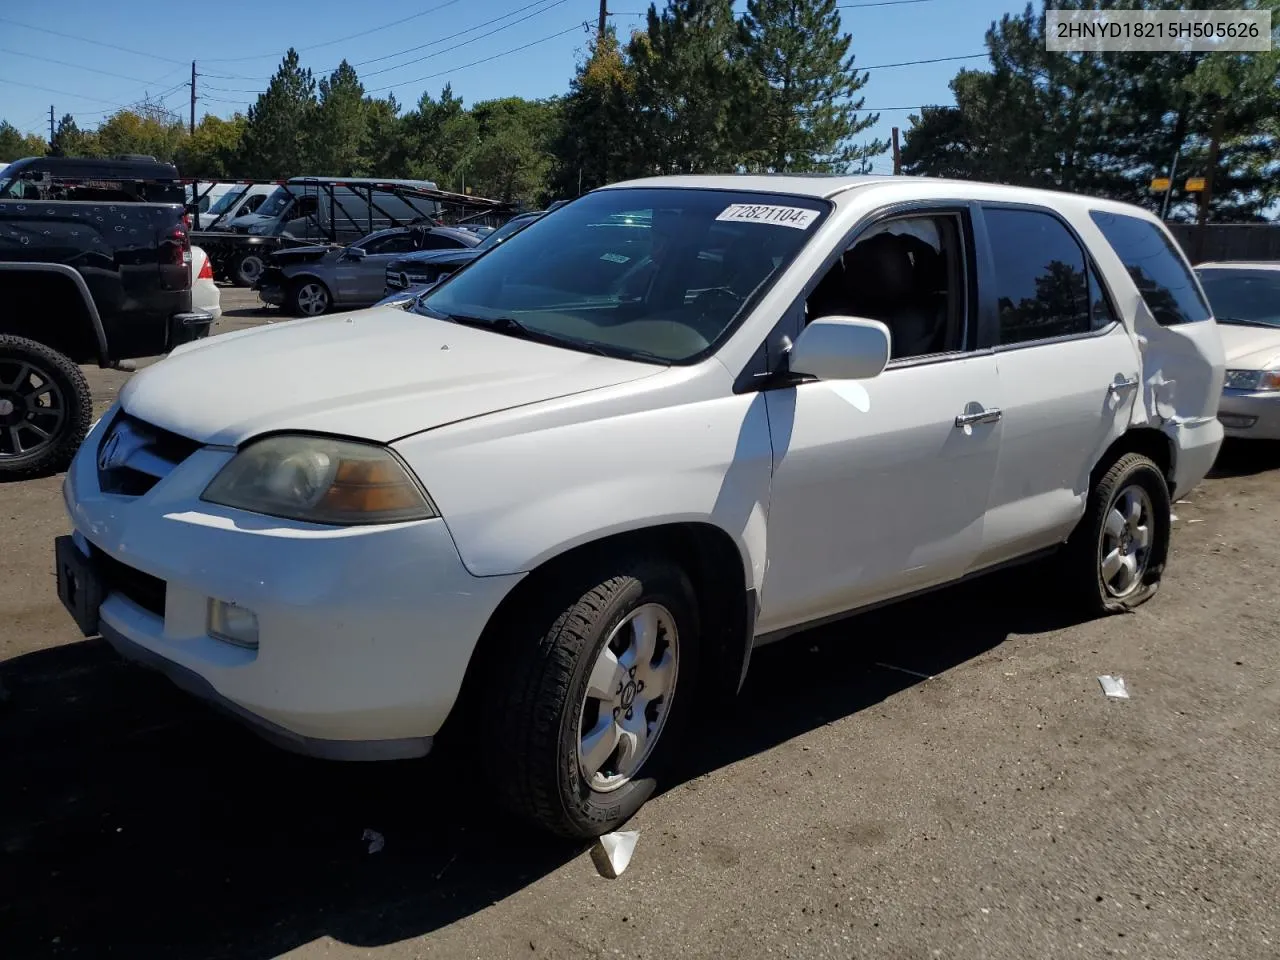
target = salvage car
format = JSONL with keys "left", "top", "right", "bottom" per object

{"left": 1194, "top": 261, "right": 1280, "bottom": 439}
{"left": 56, "top": 174, "right": 1224, "bottom": 839}
{"left": 258, "top": 225, "right": 479, "bottom": 316}
{"left": 383, "top": 209, "right": 547, "bottom": 297}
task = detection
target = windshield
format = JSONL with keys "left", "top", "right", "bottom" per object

{"left": 255, "top": 187, "right": 295, "bottom": 219}
{"left": 207, "top": 188, "right": 247, "bottom": 215}
{"left": 477, "top": 214, "right": 539, "bottom": 250}
{"left": 1195, "top": 269, "right": 1280, "bottom": 327}
{"left": 417, "top": 188, "right": 828, "bottom": 363}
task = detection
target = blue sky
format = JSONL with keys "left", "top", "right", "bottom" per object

{"left": 1, "top": 0, "right": 1017, "bottom": 172}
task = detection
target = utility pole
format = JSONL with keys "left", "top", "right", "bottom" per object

{"left": 892, "top": 126, "right": 901, "bottom": 175}
{"left": 1195, "top": 110, "right": 1226, "bottom": 263}
{"left": 189, "top": 61, "right": 197, "bottom": 135}
{"left": 598, "top": 0, "right": 608, "bottom": 40}
{"left": 49, "top": 104, "right": 56, "bottom": 144}
{"left": 1159, "top": 146, "right": 1180, "bottom": 221}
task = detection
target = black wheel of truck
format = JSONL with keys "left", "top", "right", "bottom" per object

{"left": 233, "top": 252, "right": 265, "bottom": 288}
{"left": 0, "top": 335, "right": 92, "bottom": 480}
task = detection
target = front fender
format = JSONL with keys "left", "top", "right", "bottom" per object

{"left": 393, "top": 380, "right": 774, "bottom": 595}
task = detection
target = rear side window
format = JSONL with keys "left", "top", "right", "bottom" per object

{"left": 985, "top": 207, "right": 1097, "bottom": 345}
{"left": 1089, "top": 211, "right": 1211, "bottom": 326}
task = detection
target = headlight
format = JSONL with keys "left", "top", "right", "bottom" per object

{"left": 201, "top": 434, "right": 437, "bottom": 525}
{"left": 1224, "top": 369, "right": 1280, "bottom": 392}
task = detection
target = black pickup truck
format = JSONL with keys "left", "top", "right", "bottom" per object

{"left": 0, "top": 156, "right": 213, "bottom": 478}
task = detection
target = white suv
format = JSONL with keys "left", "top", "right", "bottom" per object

{"left": 55, "top": 175, "right": 1225, "bottom": 838}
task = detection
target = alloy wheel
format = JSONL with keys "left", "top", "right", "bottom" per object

{"left": 0, "top": 358, "right": 66, "bottom": 462}
{"left": 1099, "top": 484, "right": 1153, "bottom": 598}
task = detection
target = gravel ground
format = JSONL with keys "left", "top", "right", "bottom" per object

{"left": 2, "top": 287, "right": 1279, "bottom": 959}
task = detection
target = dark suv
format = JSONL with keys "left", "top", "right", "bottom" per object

{"left": 0, "top": 155, "right": 212, "bottom": 477}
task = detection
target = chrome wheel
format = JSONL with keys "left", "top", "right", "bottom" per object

{"left": 1099, "top": 484, "right": 1153, "bottom": 599}
{"left": 0, "top": 358, "right": 66, "bottom": 461}
{"left": 577, "top": 603, "right": 679, "bottom": 793}
{"left": 295, "top": 282, "right": 330, "bottom": 316}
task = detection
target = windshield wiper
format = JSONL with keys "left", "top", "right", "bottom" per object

{"left": 1215, "top": 315, "right": 1279, "bottom": 328}
{"left": 438, "top": 313, "right": 671, "bottom": 364}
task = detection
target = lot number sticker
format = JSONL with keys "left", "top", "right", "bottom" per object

{"left": 716, "top": 203, "right": 818, "bottom": 230}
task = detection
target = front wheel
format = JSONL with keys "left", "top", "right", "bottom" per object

{"left": 481, "top": 559, "right": 700, "bottom": 838}
{"left": 288, "top": 280, "right": 331, "bottom": 317}
{"left": 0, "top": 335, "right": 92, "bottom": 479}
{"left": 1064, "top": 452, "right": 1171, "bottom": 614}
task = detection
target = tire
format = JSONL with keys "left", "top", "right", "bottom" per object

{"left": 0, "top": 335, "right": 93, "bottom": 480}
{"left": 288, "top": 279, "right": 332, "bottom": 317}
{"left": 233, "top": 252, "right": 265, "bottom": 288}
{"left": 480, "top": 558, "right": 700, "bottom": 839}
{"left": 1063, "top": 452, "right": 1171, "bottom": 615}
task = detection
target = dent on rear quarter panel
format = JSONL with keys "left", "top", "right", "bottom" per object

{"left": 394, "top": 386, "right": 773, "bottom": 593}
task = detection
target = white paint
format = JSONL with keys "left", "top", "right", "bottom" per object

{"left": 60, "top": 173, "right": 1226, "bottom": 762}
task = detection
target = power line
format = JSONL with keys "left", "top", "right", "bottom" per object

{"left": 858, "top": 53, "right": 986, "bottom": 70}
{"left": 0, "top": 16, "right": 188, "bottom": 65}
{"left": 0, "top": 48, "right": 160, "bottom": 85}
{"left": 200, "top": 0, "right": 469, "bottom": 63}
{"left": 365, "top": 20, "right": 591, "bottom": 94}
{"left": 0, "top": 75, "right": 132, "bottom": 108}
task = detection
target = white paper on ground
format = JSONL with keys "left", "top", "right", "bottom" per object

{"left": 1098, "top": 675, "right": 1130, "bottom": 699}
{"left": 592, "top": 830, "right": 639, "bottom": 878}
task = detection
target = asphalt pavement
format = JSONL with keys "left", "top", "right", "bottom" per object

{"left": 2, "top": 287, "right": 1278, "bottom": 959}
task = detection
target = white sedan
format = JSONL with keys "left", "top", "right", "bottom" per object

{"left": 1195, "top": 262, "right": 1280, "bottom": 439}
{"left": 191, "top": 246, "right": 221, "bottom": 322}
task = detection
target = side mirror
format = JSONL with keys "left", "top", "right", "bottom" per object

{"left": 345, "top": 247, "right": 368, "bottom": 260}
{"left": 787, "top": 316, "right": 891, "bottom": 382}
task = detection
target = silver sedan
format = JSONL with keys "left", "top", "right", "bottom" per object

{"left": 1196, "top": 262, "right": 1280, "bottom": 440}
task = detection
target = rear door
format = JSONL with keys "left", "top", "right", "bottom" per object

{"left": 972, "top": 204, "right": 1141, "bottom": 569}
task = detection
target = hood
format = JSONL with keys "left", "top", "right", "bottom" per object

{"left": 390, "top": 248, "right": 482, "bottom": 270}
{"left": 270, "top": 245, "right": 340, "bottom": 265}
{"left": 118, "top": 307, "right": 662, "bottom": 446}
{"left": 1215, "top": 322, "right": 1280, "bottom": 369}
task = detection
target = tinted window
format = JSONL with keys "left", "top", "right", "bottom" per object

{"left": 1195, "top": 269, "right": 1280, "bottom": 327}
{"left": 419, "top": 188, "right": 828, "bottom": 363}
{"left": 1090, "top": 211, "right": 1211, "bottom": 326}
{"left": 986, "top": 208, "right": 1090, "bottom": 345}
{"left": 1089, "top": 265, "right": 1118, "bottom": 329}
{"left": 420, "top": 233, "right": 467, "bottom": 250}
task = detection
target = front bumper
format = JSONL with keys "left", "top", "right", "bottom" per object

{"left": 170, "top": 311, "right": 214, "bottom": 350}
{"left": 58, "top": 409, "right": 522, "bottom": 759}
{"left": 1218, "top": 390, "right": 1280, "bottom": 440}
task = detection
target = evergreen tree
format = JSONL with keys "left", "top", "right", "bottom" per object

{"left": 550, "top": 26, "right": 642, "bottom": 196}
{"left": 628, "top": 0, "right": 752, "bottom": 174}
{"left": 238, "top": 49, "right": 317, "bottom": 178}
{"left": 401, "top": 84, "right": 477, "bottom": 187}
{"left": 312, "top": 61, "right": 366, "bottom": 176}
{"left": 362, "top": 94, "right": 404, "bottom": 178}
{"left": 49, "top": 114, "right": 99, "bottom": 157}
{"left": 739, "top": 0, "right": 886, "bottom": 172}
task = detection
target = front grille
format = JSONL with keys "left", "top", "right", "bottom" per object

{"left": 385, "top": 269, "right": 408, "bottom": 291}
{"left": 90, "top": 544, "right": 166, "bottom": 618}
{"left": 96, "top": 412, "right": 202, "bottom": 497}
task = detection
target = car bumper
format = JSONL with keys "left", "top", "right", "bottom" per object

{"left": 170, "top": 311, "right": 214, "bottom": 349}
{"left": 58, "top": 409, "right": 523, "bottom": 759}
{"left": 258, "top": 283, "right": 286, "bottom": 306}
{"left": 1167, "top": 414, "right": 1224, "bottom": 498}
{"left": 1217, "top": 390, "right": 1280, "bottom": 440}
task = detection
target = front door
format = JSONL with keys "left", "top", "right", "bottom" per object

{"left": 973, "top": 205, "right": 1142, "bottom": 569}
{"left": 758, "top": 209, "right": 1003, "bottom": 635}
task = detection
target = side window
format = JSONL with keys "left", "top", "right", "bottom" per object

{"left": 985, "top": 208, "right": 1090, "bottom": 345}
{"left": 376, "top": 234, "right": 415, "bottom": 254}
{"left": 806, "top": 213, "right": 967, "bottom": 360}
{"left": 1089, "top": 210, "right": 1212, "bottom": 326}
{"left": 241, "top": 193, "right": 265, "bottom": 215}
{"left": 420, "top": 233, "right": 466, "bottom": 250}
{"left": 1089, "top": 265, "right": 1118, "bottom": 330}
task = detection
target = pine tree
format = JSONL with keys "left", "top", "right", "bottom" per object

{"left": 739, "top": 0, "right": 886, "bottom": 172}
{"left": 628, "top": 0, "right": 752, "bottom": 174}
{"left": 313, "top": 61, "right": 366, "bottom": 176}
{"left": 238, "top": 49, "right": 317, "bottom": 178}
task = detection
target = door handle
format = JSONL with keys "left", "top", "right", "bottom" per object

{"left": 1109, "top": 377, "right": 1140, "bottom": 394}
{"left": 955, "top": 408, "right": 1002, "bottom": 427}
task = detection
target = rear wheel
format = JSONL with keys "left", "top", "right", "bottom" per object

{"left": 233, "top": 252, "right": 265, "bottom": 288}
{"left": 1064, "top": 452, "right": 1171, "bottom": 614}
{"left": 0, "top": 335, "right": 92, "bottom": 479}
{"left": 480, "top": 558, "right": 700, "bottom": 838}
{"left": 289, "top": 280, "right": 332, "bottom": 317}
